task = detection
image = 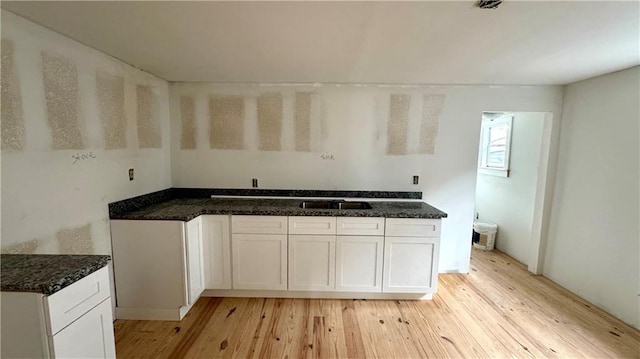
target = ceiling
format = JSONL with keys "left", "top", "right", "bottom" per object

{"left": 2, "top": 1, "right": 638, "bottom": 85}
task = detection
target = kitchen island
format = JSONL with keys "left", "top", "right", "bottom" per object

{"left": 109, "top": 188, "right": 447, "bottom": 320}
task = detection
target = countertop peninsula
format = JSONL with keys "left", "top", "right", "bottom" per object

{"left": 1, "top": 254, "right": 111, "bottom": 295}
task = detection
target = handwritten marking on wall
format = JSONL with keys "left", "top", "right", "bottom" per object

{"left": 180, "top": 96, "right": 196, "bottom": 149}
{"left": 42, "top": 52, "right": 84, "bottom": 149}
{"left": 209, "top": 96, "right": 245, "bottom": 150}
{"left": 71, "top": 151, "right": 97, "bottom": 164}
{"left": 96, "top": 72, "right": 127, "bottom": 149}
{"left": 136, "top": 85, "right": 161, "bottom": 148}
{"left": 387, "top": 94, "right": 411, "bottom": 155}
{"left": 257, "top": 92, "right": 283, "bottom": 151}
{"left": 1, "top": 39, "right": 25, "bottom": 151}
{"left": 419, "top": 94, "right": 446, "bottom": 154}
{"left": 57, "top": 224, "right": 93, "bottom": 254}
{"left": 294, "top": 92, "right": 312, "bottom": 152}
{"left": 320, "top": 153, "right": 335, "bottom": 160}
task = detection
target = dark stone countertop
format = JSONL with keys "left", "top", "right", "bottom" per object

{"left": 109, "top": 197, "right": 448, "bottom": 221}
{"left": 1, "top": 254, "right": 111, "bottom": 295}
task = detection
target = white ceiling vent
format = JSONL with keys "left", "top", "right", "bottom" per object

{"left": 478, "top": 0, "right": 503, "bottom": 9}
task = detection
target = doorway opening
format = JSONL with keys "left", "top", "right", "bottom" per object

{"left": 473, "top": 111, "right": 553, "bottom": 274}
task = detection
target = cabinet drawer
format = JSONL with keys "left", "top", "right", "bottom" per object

{"left": 289, "top": 216, "right": 336, "bottom": 235}
{"left": 45, "top": 266, "right": 110, "bottom": 335}
{"left": 232, "top": 216, "right": 288, "bottom": 234}
{"left": 385, "top": 218, "right": 441, "bottom": 237}
{"left": 337, "top": 217, "right": 384, "bottom": 236}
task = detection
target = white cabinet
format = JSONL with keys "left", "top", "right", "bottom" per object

{"left": 201, "top": 215, "right": 232, "bottom": 290}
{"left": 51, "top": 298, "right": 115, "bottom": 358}
{"left": 383, "top": 218, "right": 441, "bottom": 293}
{"left": 231, "top": 216, "right": 288, "bottom": 290}
{"left": 289, "top": 216, "right": 336, "bottom": 235}
{"left": 337, "top": 217, "right": 385, "bottom": 236}
{"left": 334, "top": 217, "right": 385, "bottom": 292}
{"left": 335, "top": 235, "right": 384, "bottom": 292}
{"left": 110, "top": 218, "right": 204, "bottom": 320}
{"left": 1, "top": 267, "right": 115, "bottom": 359}
{"left": 186, "top": 216, "right": 205, "bottom": 304}
{"left": 232, "top": 215, "right": 288, "bottom": 234}
{"left": 289, "top": 235, "right": 336, "bottom": 291}
{"left": 288, "top": 217, "right": 337, "bottom": 291}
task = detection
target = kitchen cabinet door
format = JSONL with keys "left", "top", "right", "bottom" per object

{"left": 50, "top": 298, "right": 116, "bottom": 359}
{"left": 288, "top": 235, "right": 336, "bottom": 291}
{"left": 335, "top": 235, "right": 383, "bottom": 292}
{"left": 232, "top": 234, "right": 287, "bottom": 290}
{"left": 201, "top": 215, "right": 232, "bottom": 290}
{"left": 186, "top": 217, "right": 205, "bottom": 305}
{"left": 383, "top": 236, "right": 439, "bottom": 293}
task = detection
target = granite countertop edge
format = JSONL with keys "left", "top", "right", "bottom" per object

{"left": 110, "top": 198, "right": 448, "bottom": 222}
{"left": 1, "top": 255, "right": 111, "bottom": 295}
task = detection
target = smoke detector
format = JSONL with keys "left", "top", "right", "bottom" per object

{"left": 478, "top": 0, "right": 502, "bottom": 9}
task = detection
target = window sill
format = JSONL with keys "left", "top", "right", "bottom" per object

{"left": 478, "top": 167, "right": 509, "bottom": 178}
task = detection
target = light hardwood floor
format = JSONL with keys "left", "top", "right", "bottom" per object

{"left": 114, "top": 248, "right": 640, "bottom": 358}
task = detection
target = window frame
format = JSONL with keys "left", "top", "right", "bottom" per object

{"left": 478, "top": 114, "right": 513, "bottom": 177}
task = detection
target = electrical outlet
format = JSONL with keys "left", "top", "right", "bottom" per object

{"left": 252, "top": 178, "right": 258, "bottom": 188}
{"left": 413, "top": 175, "right": 419, "bottom": 185}
{"left": 129, "top": 168, "right": 134, "bottom": 181}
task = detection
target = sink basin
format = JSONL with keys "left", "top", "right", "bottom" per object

{"left": 299, "top": 201, "right": 372, "bottom": 210}
{"left": 335, "top": 201, "right": 372, "bottom": 210}
{"left": 299, "top": 201, "right": 333, "bottom": 209}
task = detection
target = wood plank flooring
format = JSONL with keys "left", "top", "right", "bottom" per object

{"left": 114, "top": 249, "right": 640, "bottom": 358}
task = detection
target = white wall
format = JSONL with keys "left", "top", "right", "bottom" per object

{"left": 543, "top": 66, "right": 640, "bottom": 329}
{"left": 0, "top": 11, "right": 172, "bottom": 255}
{"left": 475, "top": 112, "right": 545, "bottom": 264}
{"left": 170, "top": 83, "right": 564, "bottom": 273}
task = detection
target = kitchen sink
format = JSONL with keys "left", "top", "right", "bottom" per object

{"left": 299, "top": 201, "right": 372, "bottom": 210}
{"left": 299, "top": 200, "right": 333, "bottom": 209}
{"left": 335, "top": 201, "right": 372, "bottom": 210}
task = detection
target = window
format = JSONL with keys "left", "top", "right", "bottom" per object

{"left": 478, "top": 113, "right": 513, "bottom": 177}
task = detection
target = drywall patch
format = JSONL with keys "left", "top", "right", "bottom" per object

{"left": 136, "top": 85, "right": 161, "bottom": 148}
{"left": 387, "top": 94, "right": 411, "bottom": 155}
{"left": 1, "top": 239, "right": 38, "bottom": 254}
{"left": 419, "top": 94, "right": 446, "bottom": 154}
{"left": 96, "top": 72, "right": 127, "bottom": 149}
{"left": 294, "top": 92, "right": 311, "bottom": 152}
{"left": 180, "top": 96, "right": 197, "bottom": 149}
{"left": 1, "top": 39, "right": 25, "bottom": 151}
{"left": 42, "top": 52, "right": 83, "bottom": 149}
{"left": 209, "top": 96, "right": 244, "bottom": 150}
{"left": 56, "top": 224, "right": 93, "bottom": 254}
{"left": 257, "top": 92, "right": 283, "bottom": 151}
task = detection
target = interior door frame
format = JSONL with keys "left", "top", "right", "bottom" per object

{"left": 527, "top": 112, "right": 554, "bottom": 274}
{"left": 474, "top": 111, "right": 555, "bottom": 275}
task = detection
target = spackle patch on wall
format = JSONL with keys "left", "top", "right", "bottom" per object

{"left": 294, "top": 92, "right": 312, "bottom": 152}
{"left": 136, "top": 85, "right": 161, "bottom": 148}
{"left": 1, "top": 239, "right": 38, "bottom": 254}
{"left": 387, "top": 94, "right": 411, "bottom": 155}
{"left": 42, "top": 52, "right": 84, "bottom": 149}
{"left": 257, "top": 92, "right": 283, "bottom": 151}
{"left": 1, "top": 39, "right": 25, "bottom": 151}
{"left": 209, "top": 96, "right": 244, "bottom": 150}
{"left": 180, "top": 96, "right": 197, "bottom": 149}
{"left": 96, "top": 72, "right": 127, "bottom": 149}
{"left": 56, "top": 224, "right": 93, "bottom": 254}
{"left": 419, "top": 94, "right": 446, "bottom": 154}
